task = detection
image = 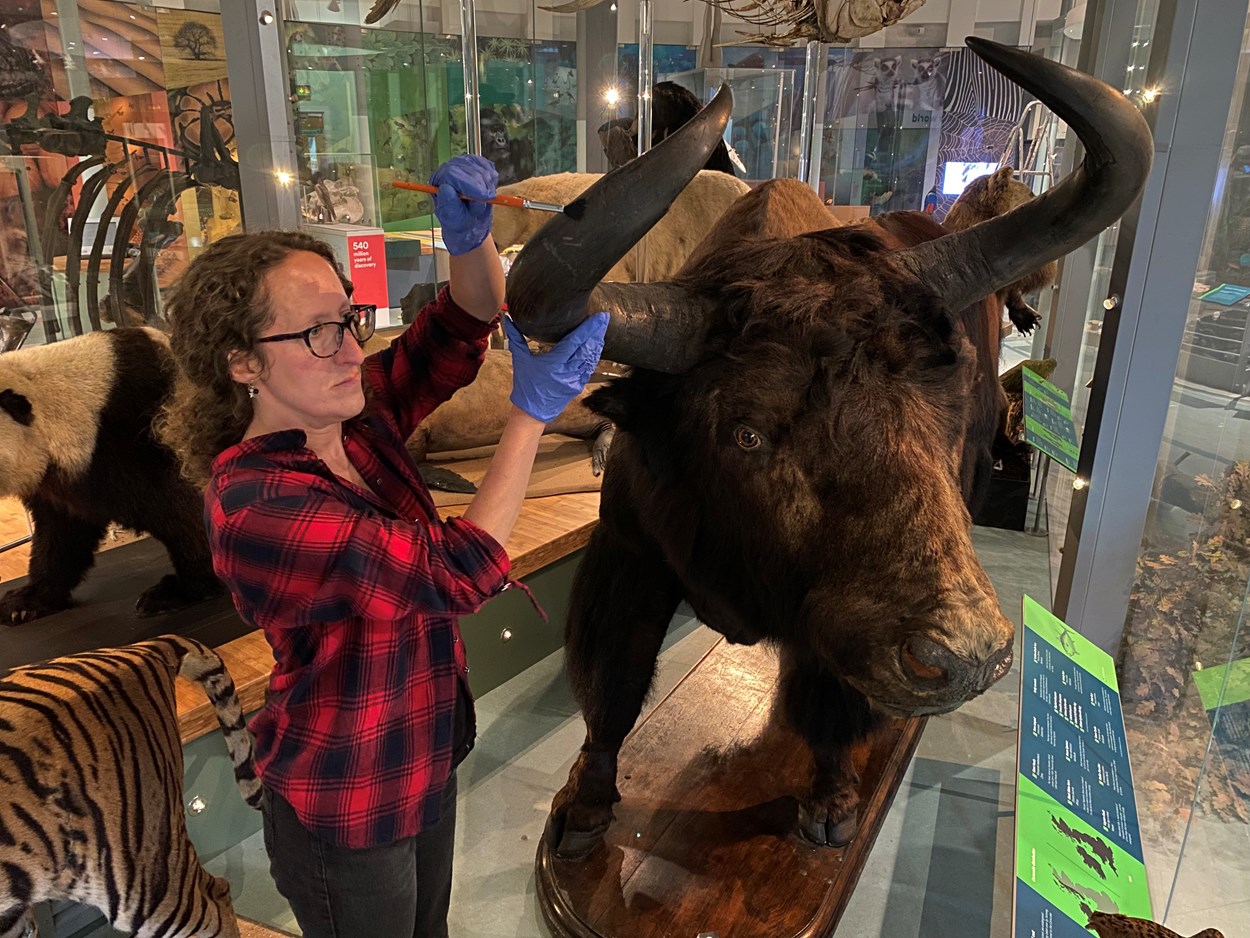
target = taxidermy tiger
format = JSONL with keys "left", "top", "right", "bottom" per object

{"left": 0, "top": 636, "right": 261, "bottom": 938}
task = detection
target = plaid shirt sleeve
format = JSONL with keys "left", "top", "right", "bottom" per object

{"left": 363, "top": 286, "right": 500, "bottom": 442}
{"left": 211, "top": 469, "right": 510, "bottom": 627}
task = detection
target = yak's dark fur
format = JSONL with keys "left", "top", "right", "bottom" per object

{"left": 548, "top": 198, "right": 1013, "bottom": 854}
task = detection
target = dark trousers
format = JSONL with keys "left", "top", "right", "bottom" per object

{"left": 261, "top": 775, "right": 458, "bottom": 938}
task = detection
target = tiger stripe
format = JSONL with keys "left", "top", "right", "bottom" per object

{"left": 0, "top": 636, "right": 259, "bottom": 938}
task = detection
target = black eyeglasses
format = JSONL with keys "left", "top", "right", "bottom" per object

{"left": 256, "top": 304, "right": 377, "bottom": 359}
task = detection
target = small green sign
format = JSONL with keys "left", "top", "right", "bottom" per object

{"left": 1192, "top": 657, "right": 1250, "bottom": 710}
{"left": 1022, "top": 367, "right": 1080, "bottom": 473}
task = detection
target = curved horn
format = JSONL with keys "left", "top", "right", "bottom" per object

{"left": 897, "top": 37, "right": 1153, "bottom": 314}
{"left": 506, "top": 85, "right": 732, "bottom": 372}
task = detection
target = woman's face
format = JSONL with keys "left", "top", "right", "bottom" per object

{"left": 241, "top": 250, "right": 367, "bottom": 433}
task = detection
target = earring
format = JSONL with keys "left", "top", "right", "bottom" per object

{"left": 247, "top": 384, "right": 259, "bottom": 399}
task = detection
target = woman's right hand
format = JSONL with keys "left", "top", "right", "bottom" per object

{"left": 502, "top": 313, "right": 609, "bottom": 423}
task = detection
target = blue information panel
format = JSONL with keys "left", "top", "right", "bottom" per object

{"left": 1022, "top": 368, "right": 1080, "bottom": 473}
{"left": 1014, "top": 597, "right": 1152, "bottom": 938}
{"left": 1198, "top": 283, "right": 1250, "bottom": 305}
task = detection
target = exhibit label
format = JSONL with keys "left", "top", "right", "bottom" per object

{"left": 1022, "top": 368, "right": 1080, "bottom": 473}
{"left": 1014, "top": 597, "right": 1152, "bottom": 938}
{"left": 301, "top": 223, "right": 390, "bottom": 314}
{"left": 1198, "top": 283, "right": 1250, "bottom": 305}
{"left": 345, "top": 233, "right": 388, "bottom": 311}
{"left": 1192, "top": 657, "right": 1250, "bottom": 813}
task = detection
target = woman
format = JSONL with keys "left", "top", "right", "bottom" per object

{"left": 161, "top": 155, "right": 607, "bottom": 938}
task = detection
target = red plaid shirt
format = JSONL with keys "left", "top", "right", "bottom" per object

{"left": 206, "top": 287, "right": 509, "bottom": 848}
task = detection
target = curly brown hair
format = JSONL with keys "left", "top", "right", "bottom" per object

{"left": 158, "top": 230, "right": 352, "bottom": 486}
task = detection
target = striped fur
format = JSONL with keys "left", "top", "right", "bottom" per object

{"left": 0, "top": 637, "right": 260, "bottom": 938}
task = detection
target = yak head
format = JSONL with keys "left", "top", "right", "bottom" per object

{"left": 506, "top": 38, "right": 1153, "bottom": 718}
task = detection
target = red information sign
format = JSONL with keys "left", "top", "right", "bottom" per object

{"left": 345, "top": 233, "right": 388, "bottom": 310}
{"left": 302, "top": 224, "right": 390, "bottom": 313}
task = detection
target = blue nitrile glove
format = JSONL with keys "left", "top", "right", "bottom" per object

{"left": 429, "top": 155, "right": 497, "bottom": 256}
{"left": 502, "top": 313, "right": 609, "bottom": 424}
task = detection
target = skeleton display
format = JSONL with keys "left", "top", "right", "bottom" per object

{"left": 1, "top": 88, "right": 238, "bottom": 338}
{"left": 364, "top": 0, "right": 924, "bottom": 44}
{"left": 504, "top": 39, "right": 1153, "bottom": 855}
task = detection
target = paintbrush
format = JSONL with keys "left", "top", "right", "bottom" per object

{"left": 390, "top": 180, "right": 586, "bottom": 220}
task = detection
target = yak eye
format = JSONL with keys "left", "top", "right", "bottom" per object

{"left": 734, "top": 426, "right": 762, "bottom": 450}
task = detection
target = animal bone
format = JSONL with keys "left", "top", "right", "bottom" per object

{"left": 365, "top": 0, "right": 922, "bottom": 42}
{"left": 533, "top": 0, "right": 924, "bottom": 44}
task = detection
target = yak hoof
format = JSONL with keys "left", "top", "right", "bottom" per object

{"left": 545, "top": 810, "right": 609, "bottom": 861}
{"left": 135, "top": 575, "right": 222, "bottom": 617}
{"left": 796, "top": 802, "right": 858, "bottom": 848}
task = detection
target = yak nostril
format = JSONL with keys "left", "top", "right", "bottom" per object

{"left": 901, "top": 636, "right": 956, "bottom": 683}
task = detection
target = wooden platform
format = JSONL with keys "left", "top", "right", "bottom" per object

{"left": 536, "top": 639, "right": 925, "bottom": 938}
{"left": 0, "top": 536, "right": 251, "bottom": 673}
{"left": 0, "top": 491, "right": 599, "bottom": 743}
{"left": 238, "top": 918, "right": 298, "bottom": 938}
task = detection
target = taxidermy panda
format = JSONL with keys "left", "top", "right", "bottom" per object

{"left": 0, "top": 327, "right": 220, "bottom": 623}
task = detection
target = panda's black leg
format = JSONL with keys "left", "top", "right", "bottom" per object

{"left": 0, "top": 498, "right": 105, "bottom": 624}
{"left": 133, "top": 478, "right": 221, "bottom": 617}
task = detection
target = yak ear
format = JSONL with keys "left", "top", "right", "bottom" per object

{"left": 586, "top": 380, "right": 639, "bottom": 428}
{"left": 0, "top": 389, "right": 33, "bottom": 426}
{"left": 586, "top": 373, "right": 676, "bottom": 433}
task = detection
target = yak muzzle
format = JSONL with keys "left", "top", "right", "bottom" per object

{"left": 898, "top": 632, "right": 1014, "bottom": 704}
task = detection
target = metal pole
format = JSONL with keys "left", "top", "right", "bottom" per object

{"left": 1031, "top": 455, "right": 1052, "bottom": 534}
{"left": 459, "top": 0, "right": 481, "bottom": 155}
{"left": 636, "top": 0, "right": 653, "bottom": 158}
{"left": 635, "top": 0, "right": 653, "bottom": 280}
{"left": 797, "top": 40, "right": 821, "bottom": 187}
{"left": 53, "top": 0, "right": 92, "bottom": 100}
{"left": 222, "top": 0, "right": 300, "bottom": 230}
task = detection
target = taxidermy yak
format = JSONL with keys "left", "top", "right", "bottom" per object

{"left": 504, "top": 38, "right": 1153, "bottom": 855}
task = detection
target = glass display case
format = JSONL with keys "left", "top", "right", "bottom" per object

{"left": 0, "top": 1, "right": 241, "bottom": 345}
{"left": 280, "top": 3, "right": 586, "bottom": 313}
{"left": 1068, "top": 0, "right": 1161, "bottom": 430}
{"left": 817, "top": 44, "right": 1033, "bottom": 217}
{"left": 664, "top": 65, "right": 794, "bottom": 181}
{"left": 1115, "top": 10, "right": 1250, "bottom": 934}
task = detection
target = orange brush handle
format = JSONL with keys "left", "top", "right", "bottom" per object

{"left": 389, "top": 180, "right": 525, "bottom": 209}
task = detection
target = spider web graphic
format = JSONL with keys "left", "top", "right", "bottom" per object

{"left": 935, "top": 47, "right": 1031, "bottom": 218}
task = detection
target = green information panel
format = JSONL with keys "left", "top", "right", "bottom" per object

{"left": 1192, "top": 657, "right": 1250, "bottom": 710}
{"left": 1191, "top": 657, "right": 1250, "bottom": 816}
{"left": 1022, "top": 367, "right": 1080, "bottom": 473}
{"left": 1015, "top": 597, "right": 1152, "bottom": 937}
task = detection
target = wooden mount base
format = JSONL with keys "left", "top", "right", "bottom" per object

{"left": 536, "top": 640, "right": 925, "bottom": 938}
